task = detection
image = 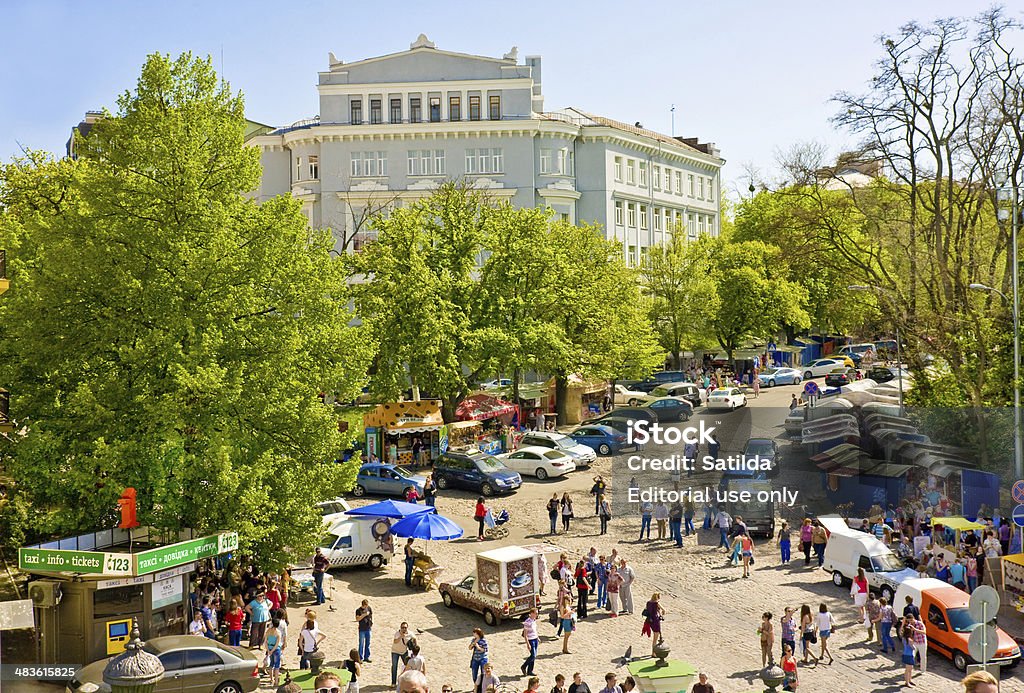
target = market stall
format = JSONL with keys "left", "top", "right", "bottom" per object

{"left": 454, "top": 393, "right": 519, "bottom": 453}
{"left": 548, "top": 376, "right": 607, "bottom": 425}
{"left": 1002, "top": 553, "right": 1024, "bottom": 614}
{"left": 363, "top": 400, "right": 444, "bottom": 466}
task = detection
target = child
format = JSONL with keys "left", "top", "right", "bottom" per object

{"left": 343, "top": 648, "right": 361, "bottom": 693}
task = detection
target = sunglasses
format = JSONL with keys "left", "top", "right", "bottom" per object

{"left": 316, "top": 688, "right": 341, "bottom": 693}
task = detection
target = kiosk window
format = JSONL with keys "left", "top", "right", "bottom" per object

{"left": 159, "top": 651, "right": 185, "bottom": 671}
{"left": 94, "top": 586, "right": 144, "bottom": 617}
{"left": 186, "top": 649, "right": 224, "bottom": 668}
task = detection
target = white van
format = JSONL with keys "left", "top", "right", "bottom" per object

{"left": 819, "top": 516, "right": 917, "bottom": 603}
{"left": 319, "top": 515, "right": 395, "bottom": 570}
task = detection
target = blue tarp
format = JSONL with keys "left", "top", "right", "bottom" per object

{"left": 960, "top": 469, "right": 1000, "bottom": 518}
{"left": 822, "top": 472, "right": 908, "bottom": 514}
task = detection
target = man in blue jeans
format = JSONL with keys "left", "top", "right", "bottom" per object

{"left": 669, "top": 502, "right": 684, "bottom": 547}
{"left": 639, "top": 501, "right": 653, "bottom": 540}
{"left": 520, "top": 608, "right": 540, "bottom": 676}
{"left": 391, "top": 622, "right": 410, "bottom": 686}
{"left": 312, "top": 548, "right": 329, "bottom": 605}
{"left": 404, "top": 538, "right": 416, "bottom": 587}
{"left": 717, "top": 509, "right": 732, "bottom": 549}
{"left": 355, "top": 599, "right": 373, "bottom": 662}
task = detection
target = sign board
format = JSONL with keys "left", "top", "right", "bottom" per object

{"left": 18, "top": 548, "right": 133, "bottom": 577}
{"left": 803, "top": 381, "right": 819, "bottom": 396}
{"left": 134, "top": 532, "right": 238, "bottom": 575}
{"left": 0, "top": 599, "right": 35, "bottom": 630}
{"left": 1012, "top": 480, "right": 1024, "bottom": 505}
{"left": 151, "top": 576, "right": 183, "bottom": 610}
{"left": 968, "top": 624, "right": 999, "bottom": 664}
{"left": 96, "top": 562, "right": 196, "bottom": 590}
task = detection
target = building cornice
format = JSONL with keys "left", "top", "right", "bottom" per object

{"left": 318, "top": 77, "right": 534, "bottom": 96}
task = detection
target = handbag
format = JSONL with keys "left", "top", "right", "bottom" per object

{"left": 750, "top": 555, "right": 755, "bottom": 565}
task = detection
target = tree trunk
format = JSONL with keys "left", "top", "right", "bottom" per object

{"left": 555, "top": 372, "right": 569, "bottom": 426}
{"left": 513, "top": 367, "right": 521, "bottom": 405}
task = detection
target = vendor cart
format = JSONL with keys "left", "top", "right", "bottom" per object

{"left": 410, "top": 549, "right": 445, "bottom": 591}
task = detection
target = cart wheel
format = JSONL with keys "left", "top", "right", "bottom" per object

{"left": 496, "top": 527, "right": 509, "bottom": 539}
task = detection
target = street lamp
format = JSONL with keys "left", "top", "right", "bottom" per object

{"left": 848, "top": 285, "right": 904, "bottom": 413}
{"left": 970, "top": 281, "right": 1023, "bottom": 480}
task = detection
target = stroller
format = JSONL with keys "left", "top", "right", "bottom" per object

{"left": 484, "top": 509, "right": 510, "bottom": 539}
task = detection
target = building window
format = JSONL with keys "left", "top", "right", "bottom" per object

{"left": 407, "top": 150, "right": 445, "bottom": 176}
{"left": 687, "top": 213, "right": 696, "bottom": 236}
{"left": 561, "top": 148, "right": 574, "bottom": 176}
{"left": 614, "top": 157, "right": 623, "bottom": 182}
{"left": 707, "top": 215, "right": 715, "bottom": 235}
{"left": 465, "top": 148, "right": 504, "bottom": 174}
{"left": 675, "top": 171, "right": 683, "bottom": 196}
{"left": 370, "top": 99, "right": 382, "bottom": 124}
{"left": 698, "top": 215, "right": 705, "bottom": 235}
{"left": 449, "top": 96, "right": 461, "bottom": 121}
{"left": 653, "top": 207, "right": 662, "bottom": 231}
{"left": 627, "top": 202, "right": 636, "bottom": 228}
{"left": 489, "top": 95, "right": 501, "bottom": 120}
{"left": 653, "top": 166, "right": 661, "bottom": 190}
{"left": 615, "top": 201, "right": 624, "bottom": 226}
{"left": 351, "top": 99, "right": 362, "bottom": 125}
{"left": 688, "top": 174, "right": 695, "bottom": 197}
{"left": 626, "top": 160, "right": 636, "bottom": 185}
{"left": 469, "top": 95, "right": 481, "bottom": 121}
{"left": 410, "top": 97, "right": 422, "bottom": 123}
{"left": 663, "top": 168, "right": 672, "bottom": 193}
{"left": 308, "top": 155, "right": 319, "bottom": 180}
{"left": 639, "top": 161, "right": 648, "bottom": 187}
{"left": 640, "top": 205, "right": 648, "bottom": 230}
{"left": 707, "top": 177, "right": 715, "bottom": 202}
{"left": 390, "top": 98, "right": 402, "bottom": 123}
{"left": 429, "top": 97, "right": 441, "bottom": 123}
{"left": 698, "top": 176, "right": 705, "bottom": 199}
{"left": 434, "top": 150, "right": 445, "bottom": 175}
{"left": 628, "top": 245, "right": 637, "bottom": 266}
{"left": 664, "top": 208, "right": 672, "bottom": 231}
{"left": 294, "top": 155, "right": 302, "bottom": 182}
{"left": 351, "top": 151, "right": 388, "bottom": 177}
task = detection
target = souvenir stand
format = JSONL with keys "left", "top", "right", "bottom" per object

{"left": 363, "top": 400, "right": 444, "bottom": 465}
{"left": 454, "top": 393, "right": 520, "bottom": 453}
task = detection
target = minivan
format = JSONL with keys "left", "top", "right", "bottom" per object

{"left": 819, "top": 516, "right": 917, "bottom": 603}
{"left": 432, "top": 450, "right": 522, "bottom": 496}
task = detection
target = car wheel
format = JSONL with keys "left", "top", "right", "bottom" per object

{"left": 481, "top": 483, "right": 494, "bottom": 497}
{"left": 535, "top": 468, "right": 549, "bottom": 480}
{"left": 628, "top": 398, "right": 639, "bottom": 406}
{"left": 215, "top": 683, "right": 244, "bottom": 693}
{"left": 678, "top": 410, "right": 690, "bottom": 422}
{"left": 953, "top": 650, "right": 968, "bottom": 671}
{"left": 831, "top": 571, "right": 845, "bottom": 587}
{"left": 768, "top": 379, "right": 776, "bottom": 387}
{"left": 804, "top": 371, "right": 813, "bottom": 380}
{"left": 442, "top": 591, "right": 454, "bottom": 608}
{"left": 598, "top": 443, "right": 612, "bottom": 456}
{"left": 795, "top": 377, "right": 801, "bottom": 385}
{"left": 881, "top": 586, "right": 894, "bottom": 604}
{"left": 435, "top": 475, "right": 449, "bottom": 490}
{"left": 483, "top": 609, "right": 498, "bottom": 626}
{"left": 368, "top": 554, "right": 384, "bottom": 569}
{"left": 352, "top": 484, "right": 366, "bottom": 497}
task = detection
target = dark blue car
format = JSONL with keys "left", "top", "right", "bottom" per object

{"left": 432, "top": 450, "right": 522, "bottom": 496}
{"left": 569, "top": 424, "right": 628, "bottom": 456}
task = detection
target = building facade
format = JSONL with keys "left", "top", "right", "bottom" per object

{"left": 249, "top": 35, "right": 725, "bottom": 265}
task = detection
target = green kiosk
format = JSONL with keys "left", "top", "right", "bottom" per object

{"left": 19, "top": 528, "right": 239, "bottom": 665}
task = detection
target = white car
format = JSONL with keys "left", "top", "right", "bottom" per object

{"left": 498, "top": 446, "right": 576, "bottom": 480}
{"left": 519, "top": 430, "right": 597, "bottom": 467}
{"left": 316, "top": 497, "right": 353, "bottom": 523}
{"left": 480, "top": 378, "right": 512, "bottom": 389}
{"left": 800, "top": 358, "right": 845, "bottom": 379}
{"left": 706, "top": 387, "right": 747, "bottom": 410}
{"left": 613, "top": 383, "right": 646, "bottom": 405}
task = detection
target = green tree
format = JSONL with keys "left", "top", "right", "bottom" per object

{"left": 0, "top": 54, "right": 369, "bottom": 565}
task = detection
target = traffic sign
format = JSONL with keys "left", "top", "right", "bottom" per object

{"left": 803, "top": 381, "right": 819, "bottom": 396}
{"left": 1013, "top": 504, "right": 1024, "bottom": 528}
{"left": 968, "top": 624, "right": 999, "bottom": 664}
{"left": 968, "top": 585, "right": 1001, "bottom": 624}
{"left": 1013, "top": 479, "right": 1024, "bottom": 504}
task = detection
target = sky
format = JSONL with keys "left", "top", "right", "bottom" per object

{"left": 0, "top": 0, "right": 1008, "bottom": 197}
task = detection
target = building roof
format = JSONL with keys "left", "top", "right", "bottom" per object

{"left": 543, "top": 107, "right": 722, "bottom": 160}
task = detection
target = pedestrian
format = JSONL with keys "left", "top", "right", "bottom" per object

{"left": 729, "top": 534, "right": 743, "bottom": 567}
{"left": 391, "top": 622, "right": 411, "bottom": 686}
{"left": 621, "top": 676, "right": 636, "bottom": 693}
{"left": 568, "top": 672, "right": 591, "bottom": 693}
{"left": 777, "top": 521, "right": 792, "bottom": 565}
{"left": 752, "top": 377, "right": 760, "bottom": 398}
{"left": 702, "top": 500, "right": 714, "bottom": 530}
{"left": 476, "top": 662, "right": 500, "bottom": 693}
{"left": 799, "top": 518, "right": 813, "bottom": 565}
{"left": 599, "top": 672, "right": 622, "bottom": 693}
{"left": 966, "top": 552, "right": 978, "bottom": 593}
{"left": 595, "top": 555, "right": 609, "bottom": 609}
{"left": 469, "top": 627, "right": 488, "bottom": 690}
{"left": 525, "top": 677, "right": 541, "bottom": 693}
{"left": 811, "top": 520, "right": 827, "bottom": 567}
{"left": 642, "top": 593, "right": 664, "bottom": 656}
{"left": 559, "top": 598, "right": 575, "bottom": 654}
{"left": 606, "top": 564, "right": 622, "bottom": 616}
{"left": 691, "top": 672, "right": 715, "bottom": 693}
{"left": 404, "top": 538, "right": 417, "bottom": 587}
{"left": 900, "top": 622, "right": 916, "bottom": 687}
{"left": 708, "top": 432, "right": 720, "bottom": 461}
{"left": 779, "top": 607, "right": 796, "bottom": 660}
{"left": 909, "top": 612, "right": 928, "bottom": 674}
{"left": 224, "top": 601, "right": 244, "bottom": 646}
{"left": 548, "top": 493, "right": 561, "bottom": 534}
{"left": 639, "top": 501, "right": 653, "bottom": 540}
{"left": 1000, "top": 520, "right": 1011, "bottom": 557}
{"left": 758, "top": 612, "right": 774, "bottom": 668}
{"left": 740, "top": 533, "right": 755, "bottom": 578}
{"left": 865, "top": 593, "right": 881, "bottom": 644}
{"left": 851, "top": 567, "right": 869, "bottom": 620}
{"left": 590, "top": 476, "right": 607, "bottom": 515}
{"left": 355, "top": 598, "right": 373, "bottom": 662}
{"left": 598, "top": 495, "right": 612, "bottom": 535}
{"left": 199, "top": 595, "right": 217, "bottom": 639}
{"left": 879, "top": 597, "right": 895, "bottom": 654}
{"left": 318, "top": 672, "right": 345, "bottom": 693}
{"left": 403, "top": 639, "right": 426, "bottom": 678}
{"left": 311, "top": 547, "right": 330, "bottom": 605}
{"left": 618, "top": 559, "right": 636, "bottom": 615}
{"left": 816, "top": 604, "right": 836, "bottom": 664}
{"left": 799, "top": 604, "right": 818, "bottom": 664}
{"left": 539, "top": 553, "right": 549, "bottom": 596}
{"left": 561, "top": 492, "right": 574, "bottom": 532}
{"left": 717, "top": 509, "right": 732, "bottom": 550}
{"left": 669, "top": 502, "right": 683, "bottom": 547}
{"left": 780, "top": 643, "right": 798, "bottom": 691}
{"left": 405, "top": 485, "right": 420, "bottom": 504}
{"left": 298, "top": 611, "right": 325, "bottom": 671}
{"left": 961, "top": 670, "right": 998, "bottom": 693}
{"left": 189, "top": 610, "right": 205, "bottom": 637}
{"left": 950, "top": 556, "right": 967, "bottom": 590}
{"left": 521, "top": 608, "right": 539, "bottom": 676}
{"left": 551, "top": 673, "right": 567, "bottom": 693}
{"left": 683, "top": 498, "right": 696, "bottom": 536}
{"left": 342, "top": 649, "right": 361, "bottom": 693}
{"left": 475, "top": 497, "right": 488, "bottom": 541}
{"left": 574, "top": 561, "right": 590, "bottom": 620}
{"left": 790, "top": 394, "right": 798, "bottom": 410}
{"left": 654, "top": 502, "right": 670, "bottom": 540}
{"left": 246, "top": 591, "right": 271, "bottom": 648}
{"left": 412, "top": 438, "right": 423, "bottom": 468}
{"left": 423, "top": 474, "right": 437, "bottom": 507}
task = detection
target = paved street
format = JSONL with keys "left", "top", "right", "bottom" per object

{"left": 265, "top": 382, "right": 1024, "bottom": 693}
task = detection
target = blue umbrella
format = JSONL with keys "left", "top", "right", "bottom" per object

{"left": 390, "top": 511, "right": 465, "bottom": 540}
{"left": 345, "top": 499, "right": 434, "bottom": 518}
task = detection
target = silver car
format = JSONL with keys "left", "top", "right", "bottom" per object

{"left": 520, "top": 431, "right": 596, "bottom": 468}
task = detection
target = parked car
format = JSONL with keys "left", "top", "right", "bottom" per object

{"left": 824, "top": 367, "right": 859, "bottom": 388}
{"left": 498, "top": 446, "right": 576, "bottom": 479}
{"left": 613, "top": 383, "right": 647, "bottom": 405}
{"left": 706, "top": 387, "right": 747, "bottom": 410}
{"left": 644, "top": 381, "right": 702, "bottom": 408}
{"left": 866, "top": 366, "right": 896, "bottom": 383}
{"left": 873, "top": 339, "right": 898, "bottom": 359}
{"left": 741, "top": 437, "right": 780, "bottom": 478}
{"left": 587, "top": 406, "right": 658, "bottom": 427}
{"left": 519, "top": 430, "right": 597, "bottom": 467}
{"left": 584, "top": 416, "right": 633, "bottom": 438}
{"left": 352, "top": 463, "right": 427, "bottom": 498}
{"left": 480, "top": 378, "right": 513, "bottom": 389}
{"left": 316, "top": 497, "right": 353, "bottom": 522}
{"left": 757, "top": 367, "right": 802, "bottom": 387}
{"left": 68, "top": 636, "right": 260, "bottom": 693}
{"left": 837, "top": 343, "right": 876, "bottom": 365}
{"left": 643, "top": 396, "right": 693, "bottom": 422}
{"left": 800, "top": 358, "right": 846, "bottom": 379}
{"left": 569, "top": 424, "right": 628, "bottom": 456}
{"left": 432, "top": 450, "right": 522, "bottom": 496}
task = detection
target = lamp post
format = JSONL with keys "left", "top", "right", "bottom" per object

{"left": 970, "top": 282, "right": 1023, "bottom": 480}
{"left": 848, "top": 285, "right": 904, "bottom": 414}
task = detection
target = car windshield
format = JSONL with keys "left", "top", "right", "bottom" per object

{"left": 947, "top": 607, "right": 978, "bottom": 633}
{"left": 553, "top": 436, "right": 576, "bottom": 449}
{"left": 760, "top": 369, "right": 778, "bottom": 376}
{"left": 870, "top": 554, "right": 906, "bottom": 572}
{"left": 394, "top": 465, "right": 417, "bottom": 477}
{"left": 474, "top": 456, "right": 505, "bottom": 472}
{"left": 745, "top": 442, "right": 775, "bottom": 457}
